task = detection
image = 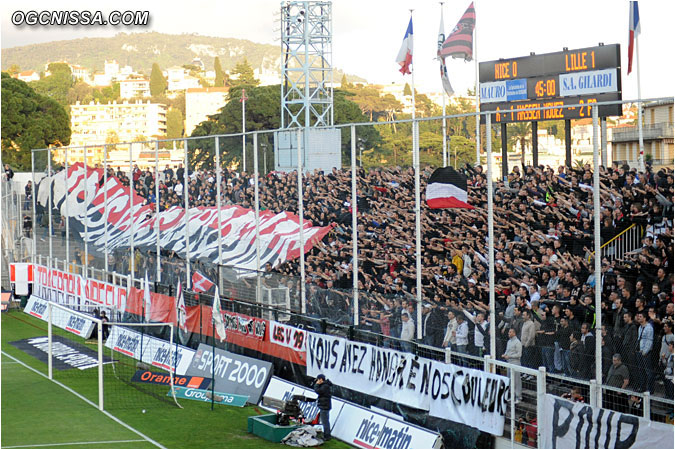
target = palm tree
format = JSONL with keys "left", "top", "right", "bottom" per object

{"left": 508, "top": 122, "right": 532, "bottom": 167}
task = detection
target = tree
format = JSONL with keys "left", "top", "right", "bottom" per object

{"left": 150, "top": 63, "right": 167, "bottom": 96}
{"left": 30, "top": 62, "right": 73, "bottom": 107}
{"left": 403, "top": 83, "right": 412, "bottom": 96}
{"left": 67, "top": 81, "right": 94, "bottom": 104}
{"left": 166, "top": 108, "right": 184, "bottom": 140}
{"left": 189, "top": 84, "right": 380, "bottom": 169}
{"left": 340, "top": 74, "right": 349, "bottom": 88}
{"left": 508, "top": 121, "right": 532, "bottom": 166}
{"left": 1, "top": 73, "right": 71, "bottom": 171}
{"left": 214, "top": 57, "right": 228, "bottom": 87}
{"left": 7, "top": 65, "right": 20, "bottom": 76}
{"left": 229, "top": 58, "right": 259, "bottom": 90}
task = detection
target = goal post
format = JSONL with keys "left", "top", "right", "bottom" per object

{"left": 105, "top": 321, "right": 182, "bottom": 409}
{"left": 47, "top": 301, "right": 104, "bottom": 410}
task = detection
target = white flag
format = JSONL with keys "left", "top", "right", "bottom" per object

{"left": 438, "top": 10, "right": 455, "bottom": 97}
{"left": 144, "top": 271, "right": 152, "bottom": 322}
{"left": 176, "top": 281, "right": 189, "bottom": 345}
{"left": 212, "top": 286, "right": 227, "bottom": 342}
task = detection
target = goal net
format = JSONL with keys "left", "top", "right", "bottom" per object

{"left": 104, "top": 322, "right": 182, "bottom": 409}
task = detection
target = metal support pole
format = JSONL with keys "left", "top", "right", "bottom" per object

{"left": 48, "top": 148, "right": 53, "bottom": 271}
{"left": 184, "top": 140, "right": 190, "bottom": 289}
{"left": 536, "top": 366, "right": 547, "bottom": 448}
{"left": 592, "top": 106, "right": 603, "bottom": 406}
{"left": 129, "top": 144, "right": 135, "bottom": 283}
{"left": 65, "top": 147, "right": 70, "bottom": 268}
{"left": 241, "top": 89, "right": 248, "bottom": 173}
{"left": 155, "top": 141, "right": 161, "bottom": 282}
{"left": 531, "top": 121, "right": 538, "bottom": 167}
{"left": 103, "top": 145, "right": 108, "bottom": 274}
{"left": 215, "top": 136, "right": 223, "bottom": 266}
{"left": 296, "top": 130, "right": 306, "bottom": 314}
{"left": 414, "top": 120, "right": 422, "bottom": 340}
{"left": 565, "top": 119, "right": 572, "bottom": 168}
{"left": 351, "top": 125, "right": 359, "bottom": 326}
{"left": 636, "top": 36, "right": 645, "bottom": 172}
{"left": 442, "top": 94, "right": 447, "bottom": 167}
{"left": 48, "top": 303, "right": 53, "bottom": 379}
{"left": 253, "top": 132, "right": 261, "bottom": 273}
{"left": 601, "top": 117, "right": 608, "bottom": 167}
{"left": 474, "top": 3, "right": 480, "bottom": 166}
{"left": 253, "top": 132, "right": 262, "bottom": 303}
{"left": 501, "top": 123, "right": 508, "bottom": 180}
{"left": 31, "top": 151, "right": 36, "bottom": 262}
{"left": 83, "top": 146, "right": 88, "bottom": 278}
{"left": 486, "top": 113, "right": 496, "bottom": 360}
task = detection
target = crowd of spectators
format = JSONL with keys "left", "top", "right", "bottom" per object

{"left": 27, "top": 156, "right": 675, "bottom": 398}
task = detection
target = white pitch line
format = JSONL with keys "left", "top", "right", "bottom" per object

{"left": 1, "top": 351, "right": 165, "bottom": 449}
{"left": 3, "top": 439, "right": 147, "bottom": 448}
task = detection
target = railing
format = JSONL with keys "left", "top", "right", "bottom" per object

{"left": 587, "top": 223, "right": 643, "bottom": 263}
{"left": 22, "top": 256, "right": 675, "bottom": 448}
{"left": 611, "top": 122, "right": 674, "bottom": 142}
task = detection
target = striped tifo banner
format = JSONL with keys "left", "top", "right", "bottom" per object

{"left": 36, "top": 163, "right": 332, "bottom": 271}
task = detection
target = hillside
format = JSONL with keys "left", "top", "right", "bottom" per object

{"left": 1, "top": 31, "right": 365, "bottom": 82}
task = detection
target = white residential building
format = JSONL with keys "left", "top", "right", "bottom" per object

{"left": 16, "top": 71, "right": 40, "bottom": 82}
{"left": 185, "top": 87, "right": 229, "bottom": 135}
{"left": 66, "top": 100, "right": 167, "bottom": 164}
{"left": 92, "top": 72, "right": 111, "bottom": 86}
{"left": 119, "top": 79, "right": 151, "bottom": 99}
{"left": 68, "top": 64, "right": 89, "bottom": 81}
{"left": 104, "top": 60, "right": 119, "bottom": 79}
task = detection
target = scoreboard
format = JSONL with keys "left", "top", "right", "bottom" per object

{"left": 479, "top": 44, "right": 622, "bottom": 123}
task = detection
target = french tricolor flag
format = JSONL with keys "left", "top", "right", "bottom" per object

{"left": 426, "top": 167, "right": 473, "bottom": 209}
{"left": 396, "top": 18, "right": 413, "bottom": 75}
{"left": 628, "top": 1, "right": 640, "bottom": 75}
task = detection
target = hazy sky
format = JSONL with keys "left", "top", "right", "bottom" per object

{"left": 2, "top": 0, "right": 673, "bottom": 99}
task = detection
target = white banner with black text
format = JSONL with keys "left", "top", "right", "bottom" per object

{"left": 542, "top": 394, "right": 675, "bottom": 449}
{"left": 305, "top": 332, "right": 509, "bottom": 435}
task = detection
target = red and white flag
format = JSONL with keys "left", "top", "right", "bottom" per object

{"left": 426, "top": 167, "right": 473, "bottom": 209}
{"left": 628, "top": 1, "right": 640, "bottom": 75}
{"left": 439, "top": 2, "right": 476, "bottom": 61}
{"left": 191, "top": 271, "right": 214, "bottom": 293}
{"left": 396, "top": 18, "right": 413, "bottom": 75}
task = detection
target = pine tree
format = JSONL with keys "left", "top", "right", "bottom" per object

{"left": 214, "top": 57, "right": 226, "bottom": 87}
{"left": 150, "top": 63, "right": 167, "bottom": 96}
{"left": 340, "top": 74, "right": 348, "bottom": 88}
{"left": 229, "top": 58, "right": 259, "bottom": 89}
{"left": 403, "top": 82, "right": 412, "bottom": 96}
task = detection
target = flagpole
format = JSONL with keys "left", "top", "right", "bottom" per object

{"left": 410, "top": 9, "right": 423, "bottom": 341}
{"left": 184, "top": 139, "right": 190, "bottom": 289}
{"left": 440, "top": 2, "right": 448, "bottom": 168}
{"left": 474, "top": 0, "right": 481, "bottom": 166}
{"left": 636, "top": 28, "right": 644, "bottom": 172}
{"left": 486, "top": 112, "right": 496, "bottom": 363}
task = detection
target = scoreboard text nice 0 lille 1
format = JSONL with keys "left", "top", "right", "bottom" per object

{"left": 478, "top": 44, "right": 622, "bottom": 123}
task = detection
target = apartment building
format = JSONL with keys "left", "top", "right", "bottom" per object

{"left": 119, "top": 78, "right": 151, "bottom": 99}
{"left": 61, "top": 100, "right": 167, "bottom": 164}
{"left": 611, "top": 99, "right": 674, "bottom": 168}
{"left": 185, "top": 86, "right": 229, "bottom": 135}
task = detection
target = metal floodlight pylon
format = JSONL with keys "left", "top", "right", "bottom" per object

{"left": 280, "top": 1, "right": 333, "bottom": 129}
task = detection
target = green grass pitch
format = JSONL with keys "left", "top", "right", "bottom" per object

{"left": 1, "top": 310, "right": 351, "bottom": 449}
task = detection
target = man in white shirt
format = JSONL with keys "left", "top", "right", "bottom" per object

{"left": 442, "top": 310, "right": 458, "bottom": 350}
{"left": 400, "top": 312, "right": 415, "bottom": 353}
{"left": 462, "top": 308, "right": 488, "bottom": 356}
{"left": 454, "top": 314, "right": 469, "bottom": 354}
{"left": 502, "top": 328, "right": 523, "bottom": 403}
